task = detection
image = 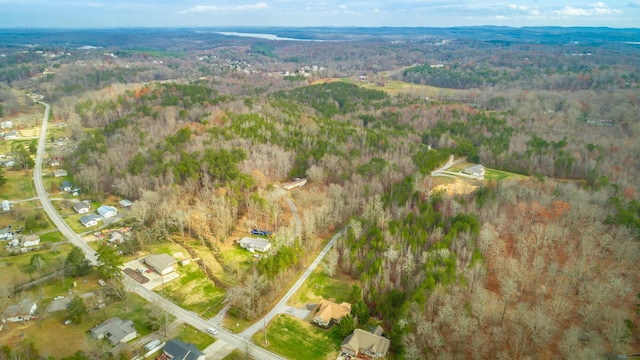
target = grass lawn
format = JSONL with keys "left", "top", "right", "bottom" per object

{"left": 252, "top": 314, "right": 341, "bottom": 360}
{"left": 161, "top": 262, "right": 227, "bottom": 316}
{"left": 0, "top": 169, "right": 34, "bottom": 200}
{"left": 39, "top": 230, "right": 64, "bottom": 243}
{"left": 0, "top": 243, "right": 70, "bottom": 289}
{"left": 174, "top": 323, "right": 215, "bottom": 350}
{"left": 222, "top": 349, "right": 251, "bottom": 360}
{"left": 291, "top": 269, "right": 354, "bottom": 306}
{"left": 0, "top": 279, "right": 153, "bottom": 359}
{"left": 484, "top": 168, "right": 527, "bottom": 181}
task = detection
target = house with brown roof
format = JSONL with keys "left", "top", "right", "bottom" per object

{"left": 341, "top": 327, "right": 390, "bottom": 359}
{"left": 312, "top": 299, "right": 351, "bottom": 328}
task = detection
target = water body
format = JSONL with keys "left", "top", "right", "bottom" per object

{"left": 213, "top": 31, "right": 320, "bottom": 41}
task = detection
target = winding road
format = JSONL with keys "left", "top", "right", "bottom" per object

{"left": 33, "top": 101, "right": 345, "bottom": 360}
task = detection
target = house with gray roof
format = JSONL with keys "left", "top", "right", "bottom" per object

{"left": 89, "top": 317, "right": 138, "bottom": 345}
{"left": 73, "top": 201, "right": 90, "bottom": 214}
{"left": 144, "top": 253, "right": 177, "bottom": 275}
{"left": 80, "top": 214, "right": 102, "bottom": 227}
{"left": 162, "top": 339, "right": 205, "bottom": 360}
{"left": 97, "top": 205, "right": 117, "bottom": 219}
{"left": 238, "top": 237, "right": 271, "bottom": 253}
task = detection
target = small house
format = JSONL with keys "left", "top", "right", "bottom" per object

{"left": 312, "top": 300, "right": 352, "bottom": 328}
{"left": 0, "top": 228, "right": 13, "bottom": 240}
{"left": 144, "top": 253, "right": 177, "bottom": 275}
{"left": 282, "top": 178, "right": 307, "bottom": 190}
{"left": 4, "top": 298, "right": 37, "bottom": 323}
{"left": 59, "top": 180, "right": 73, "bottom": 192}
{"left": 462, "top": 164, "right": 485, "bottom": 180}
{"left": 341, "top": 327, "right": 390, "bottom": 359}
{"left": 2, "top": 200, "right": 10, "bottom": 212}
{"left": 73, "top": 201, "right": 90, "bottom": 214}
{"left": 3, "top": 130, "right": 18, "bottom": 140}
{"left": 20, "top": 234, "right": 40, "bottom": 248}
{"left": 53, "top": 169, "right": 67, "bottom": 177}
{"left": 0, "top": 159, "right": 15, "bottom": 168}
{"left": 238, "top": 237, "right": 272, "bottom": 253}
{"left": 80, "top": 214, "right": 101, "bottom": 227}
{"left": 162, "top": 339, "right": 205, "bottom": 360}
{"left": 119, "top": 199, "right": 133, "bottom": 208}
{"left": 109, "top": 231, "right": 126, "bottom": 244}
{"left": 97, "top": 205, "right": 117, "bottom": 219}
{"left": 89, "top": 317, "right": 138, "bottom": 345}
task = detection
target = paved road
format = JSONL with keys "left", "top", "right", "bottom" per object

{"left": 34, "top": 101, "right": 284, "bottom": 360}
{"left": 240, "top": 227, "right": 347, "bottom": 339}
{"left": 34, "top": 102, "right": 98, "bottom": 265}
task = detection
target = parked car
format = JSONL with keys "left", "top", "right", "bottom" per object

{"left": 54, "top": 296, "right": 64, "bottom": 301}
{"left": 98, "top": 279, "right": 106, "bottom": 286}
{"left": 64, "top": 319, "right": 72, "bottom": 325}
{"left": 207, "top": 327, "right": 218, "bottom": 335}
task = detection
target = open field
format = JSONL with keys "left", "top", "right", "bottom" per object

{"left": 0, "top": 243, "right": 71, "bottom": 290}
{"left": 311, "top": 75, "right": 470, "bottom": 98}
{"left": 0, "top": 169, "right": 35, "bottom": 200}
{"left": 0, "top": 272, "right": 153, "bottom": 359}
{"left": 174, "top": 322, "right": 215, "bottom": 350}
{"left": 289, "top": 269, "right": 354, "bottom": 308}
{"left": 251, "top": 314, "right": 341, "bottom": 360}
{"left": 161, "top": 261, "right": 226, "bottom": 316}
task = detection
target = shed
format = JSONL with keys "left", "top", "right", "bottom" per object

{"left": 119, "top": 199, "right": 133, "bottom": 208}
{"left": 144, "top": 254, "right": 177, "bottom": 275}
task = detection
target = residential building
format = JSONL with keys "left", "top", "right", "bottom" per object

{"left": 73, "top": 201, "right": 90, "bottom": 214}
{"left": 97, "top": 205, "right": 117, "bottom": 219}
{"left": 4, "top": 130, "right": 18, "bottom": 140}
{"left": 144, "top": 253, "right": 177, "bottom": 275}
{"left": 89, "top": 317, "right": 138, "bottom": 345}
{"left": 341, "top": 327, "right": 390, "bottom": 359}
{"left": 4, "top": 298, "right": 37, "bottom": 323}
{"left": 462, "top": 164, "right": 485, "bottom": 180}
{"left": 119, "top": 199, "right": 133, "bottom": 208}
{"left": 80, "top": 214, "right": 101, "bottom": 227}
{"left": 238, "top": 237, "right": 271, "bottom": 253}
{"left": 2, "top": 200, "right": 10, "bottom": 212}
{"left": 59, "top": 180, "right": 73, "bottom": 192}
{"left": 20, "top": 234, "right": 40, "bottom": 248}
{"left": 312, "top": 300, "right": 352, "bottom": 328}
{"left": 0, "top": 228, "right": 13, "bottom": 240}
{"left": 52, "top": 169, "right": 67, "bottom": 177}
{"left": 0, "top": 158, "right": 15, "bottom": 167}
{"left": 162, "top": 339, "right": 205, "bottom": 360}
{"left": 282, "top": 178, "right": 307, "bottom": 190}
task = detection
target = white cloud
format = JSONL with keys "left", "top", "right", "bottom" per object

{"left": 553, "top": 2, "right": 621, "bottom": 16}
{"left": 339, "top": 4, "right": 347, "bottom": 10}
{"left": 508, "top": 4, "right": 539, "bottom": 16}
{"left": 179, "top": 2, "right": 267, "bottom": 14}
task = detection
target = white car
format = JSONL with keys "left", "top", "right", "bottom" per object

{"left": 54, "top": 296, "right": 64, "bottom": 301}
{"left": 98, "top": 279, "right": 106, "bottom": 286}
{"left": 207, "top": 327, "right": 218, "bottom": 335}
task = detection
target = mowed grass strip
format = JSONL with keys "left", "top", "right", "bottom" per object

{"left": 174, "top": 323, "right": 215, "bottom": 349}
{"left": 253, "top": 314, "right": 339, "bottom": 360}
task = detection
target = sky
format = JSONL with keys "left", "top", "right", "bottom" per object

{"left": 0, "top": 0, "right": 637, "bottom": 28}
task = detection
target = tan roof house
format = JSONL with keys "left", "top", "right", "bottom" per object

{"left": 341, "top": 327, "right": 390, "bottom": 359}
{"left": 312, "top": 299, "right": 351, "bottom": 328}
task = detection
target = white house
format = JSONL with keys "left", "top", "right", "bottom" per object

{"left": 144, "top": 254, "right": 177, "bottom": 275}
{"left": 0, "top": 228, "right": 13, "bottom": 240}
{"left": 3, "top": 130, "right": 18, "bottom": 140}
{"left": 89, "top": 317, "right": 138, "bottom": 345}
{"left": 1, "top": 121, "right": 13, "bottom": 129}
{"left": 238, "top": 237, "right": 272, "bottom": 253}
{"left": 462, "top": 164, "right": 485, "bottom": 180}
{"left": 73, "top": 201, "right": 90, "bottom": 214}
{"left": 283, "top": 178, "right": 307, "bottom": 190}
{"left": 97, "top": 205, "right": 117, "bottom": 219}
{"left": 80, "top": 214, "right": 101, "bottom": 227}
{"left": 20, "top": 234, "right": 40, "bottom": 248}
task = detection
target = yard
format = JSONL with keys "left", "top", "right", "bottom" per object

{"left": 252, "top": 314, "right": 341, "bottom": 360}
{"left": 290, "top": 268, "right": 354, "bottom": 307}
{"left": 160, "top": 261, "right": 226, "bottom": 316}
{"left": 0, "top": 169, "right": 35, "bottom": 201}
{"left": 173, "top": 323, "right": 215, "bottom": 350}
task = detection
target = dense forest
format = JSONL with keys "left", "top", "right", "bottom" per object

{"left": 0, "top": 27, "right": 639, "bottom": 359}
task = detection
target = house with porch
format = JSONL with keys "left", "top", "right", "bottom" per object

{"left": 89, "top": 317, "right": 138, "bottom": 345}
{"left": 312, "top": 300, "right": 351, "bottom": 328}
{"left": 341, "top": 327, "right": 390, "bottom": 359}
{"left": 162, "top": 339, "right": 205, "bottom": 360}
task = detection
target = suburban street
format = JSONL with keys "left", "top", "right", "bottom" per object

{"left": 34, "top": 102, "right": 98, "bottom": 264}
{"left": 32, "top": 101, "right": 286, "bottom": 359}
{"left": 240, "top": 226, "right": 347, "bottom": 339}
